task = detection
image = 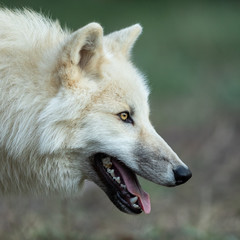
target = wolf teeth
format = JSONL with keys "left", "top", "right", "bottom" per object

{"left": 102, "top": 157, "right": 112, "bottom": 168}
{"left": 114, "top": 176, "right": 121, "bottom": 184}
{"left": 130, "top": 196, "right": 138, "bottom": 204}
{"left": 132, "top": 203, "right": 140, "bottom": 209}
{"left": 103, "top": 160, "right": 122, "bottom": 185}
{"left": 107, "top": 168, "right": 115, "bottom": 177}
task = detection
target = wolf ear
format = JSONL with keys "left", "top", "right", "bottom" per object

{"left": 106, "top": 24, "right": 142, "bottom": 58}
{"left": 59, "top": 23, "right": 103, "bottom": 86}
{"left": 65, "top": 23, "right": 103, "bottom": 68}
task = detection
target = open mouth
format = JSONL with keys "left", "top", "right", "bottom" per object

{"left": 93, "top": 153, "right": 151, "bottom": 214}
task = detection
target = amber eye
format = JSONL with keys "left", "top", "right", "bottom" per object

{"left": 118, "top": 111, "right": 134, "bottom": 124}
{"left": 120, "top": 112, "right": 128, "bottom": 121}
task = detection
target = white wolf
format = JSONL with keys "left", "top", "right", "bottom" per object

{"left": 0, "top": 9, "right": 191, "bottom": 214}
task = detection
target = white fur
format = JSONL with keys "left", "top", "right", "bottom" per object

{"left": 0, "top": 9, "right": 189, "bottom": 196}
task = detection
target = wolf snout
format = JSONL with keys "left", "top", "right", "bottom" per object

{"left": 173, "top": 166, "right": 192, "bottom": 185}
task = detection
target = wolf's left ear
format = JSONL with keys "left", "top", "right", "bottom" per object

{"left": 65, "top": 23, "right": 103, "bottom": 68}
{"left": 59, "top": 23, "right": 103, "bottom": 87}
{"left": 105, "top": 24, "right": 142, "bottom": 59}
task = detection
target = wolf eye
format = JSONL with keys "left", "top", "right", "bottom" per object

{"left": 120, "top": 112, "right": 128, "bottom": 121}
{"left": 118, "top": 111, "right": 134, "bottom": 124}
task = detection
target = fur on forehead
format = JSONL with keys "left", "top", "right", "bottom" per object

{"left": 100, "top": 57, "right": 150, "bottom": 107}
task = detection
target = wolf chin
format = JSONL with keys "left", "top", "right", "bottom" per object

{"left": 0, "top": 9, "right": 191, "bottom": 214}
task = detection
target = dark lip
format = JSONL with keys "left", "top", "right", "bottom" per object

{"left": 92, "top": 153, "right": 142, "bottom": 215}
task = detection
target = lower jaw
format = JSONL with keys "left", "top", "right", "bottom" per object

{"left": 106, "top": 189, "right": 142, "bottom": 214}
{"left": 117, "top": 190, "right": 142, "bottom": 214}
{"left": 92, "top": 153, "right": 142, "bottom": 214}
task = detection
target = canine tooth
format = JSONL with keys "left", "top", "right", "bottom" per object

{"left": 130, "top": 196, "right": 138, "bottom": 204}
{"left": 115, "top": 177, "right": 121, "bottom": 184}
{"left": 107, "top": 168, "right": 115, "bottom": 177}
{"left": 132, "top": 204, "right": 140, "bottom": 209}
{"left": 121, "top": 184, "right": 126, "bottom": 189}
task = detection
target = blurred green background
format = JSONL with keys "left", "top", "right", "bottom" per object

{"left": 0, "top": 0, "right": 240, "bottom": 239}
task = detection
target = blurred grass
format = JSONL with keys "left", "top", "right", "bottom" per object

{"left": 0, "top": 1, "right": 240, "bottom": 240}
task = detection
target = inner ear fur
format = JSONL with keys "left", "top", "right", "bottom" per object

{"left": 59, "top": 23, "right": 103, "bottom": 86}
{"left": 68, "top": 22, "right": 103, "bottom": 66}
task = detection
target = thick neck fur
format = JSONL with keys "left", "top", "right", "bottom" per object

{"left": 0, "top": 10, "right": 72, "bottom": 194}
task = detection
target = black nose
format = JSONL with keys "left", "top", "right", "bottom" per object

{"left": 173, "top": 166, "right": 192, "bottom": 185}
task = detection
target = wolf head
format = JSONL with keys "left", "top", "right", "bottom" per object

{"left": 39, "top": 23, "right": 192, "bottom": 214}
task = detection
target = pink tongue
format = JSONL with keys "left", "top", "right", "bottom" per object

{"left": 113, "top": 161, "right": 151, "bottom": 214}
